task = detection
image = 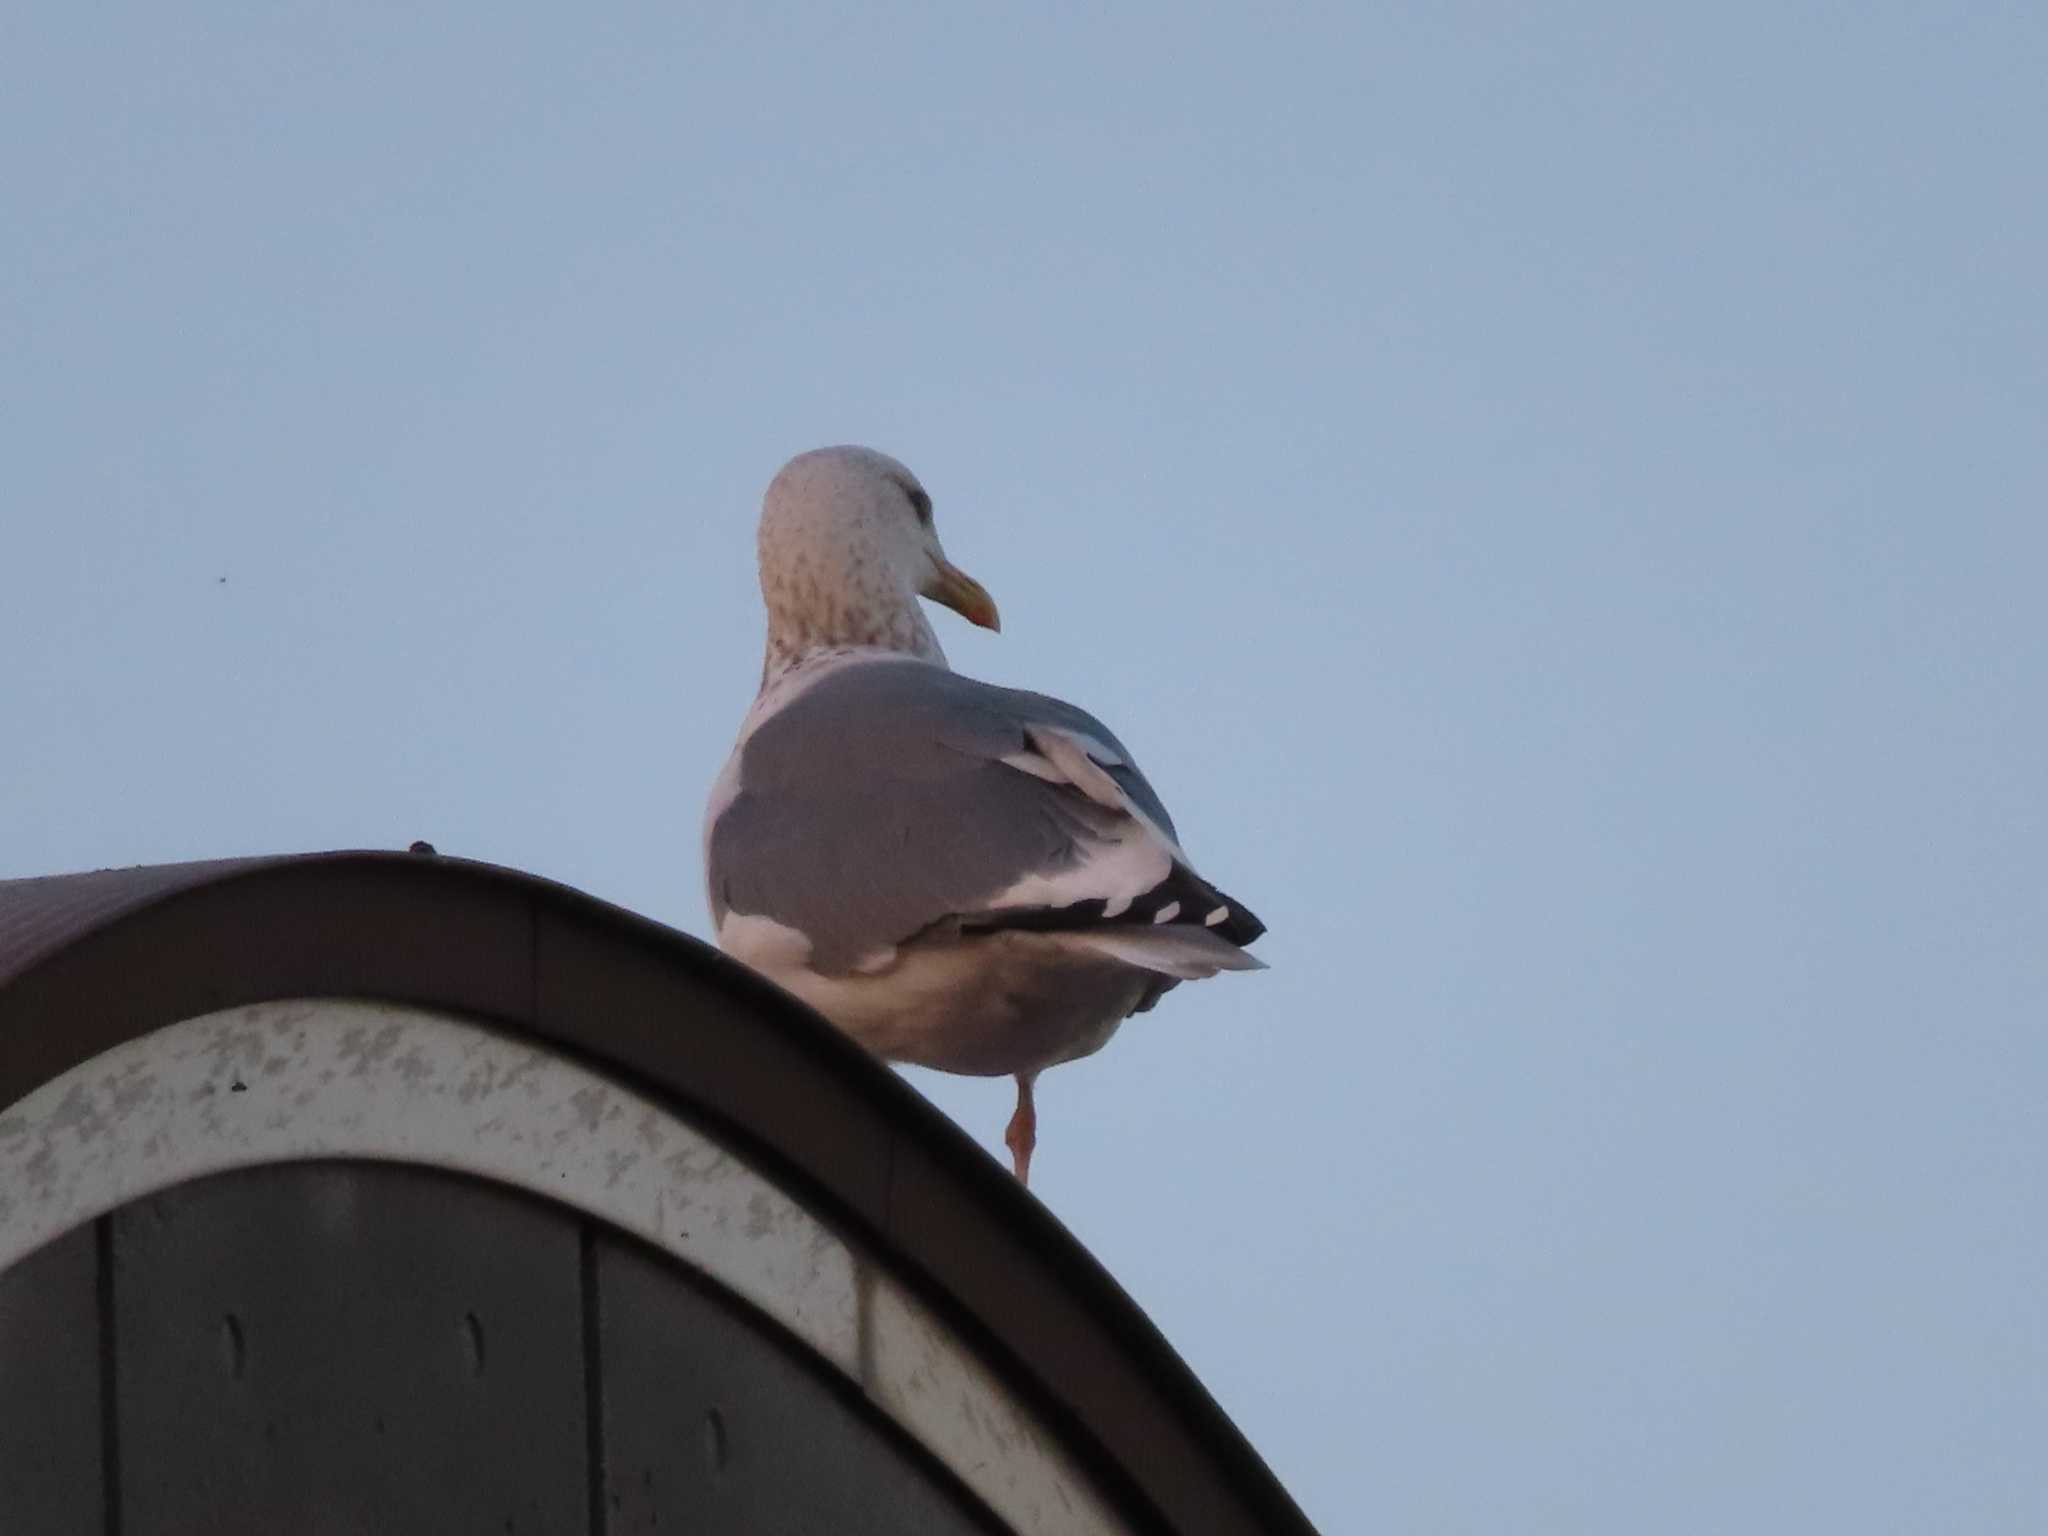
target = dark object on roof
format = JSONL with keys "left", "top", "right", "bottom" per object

{"left": 0, "top": 852, "right": 1316, "bottom": 1536}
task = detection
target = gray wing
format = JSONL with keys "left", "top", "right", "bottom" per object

{"left": 707, "top": 662, "right": 1195, "bottom": 974}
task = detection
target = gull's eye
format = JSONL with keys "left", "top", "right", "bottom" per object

{"left": 907, "top": 486, "right": 933, "bottom": 526}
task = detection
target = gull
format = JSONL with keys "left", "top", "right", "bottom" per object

{"left": 704, "top": 446, "right": 1265, "bottom": 1183}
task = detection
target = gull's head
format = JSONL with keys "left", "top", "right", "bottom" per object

{"left": 757, "top": 446, "right": 999, "bottom": 670}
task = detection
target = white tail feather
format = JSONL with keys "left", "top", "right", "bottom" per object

{"left": 1056, "top": 925, "right": 1267, "bottom": 980}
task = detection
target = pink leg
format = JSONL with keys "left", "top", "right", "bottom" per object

{"left": 1003, "top": 1073, "right": 1038, "bottom": 1185}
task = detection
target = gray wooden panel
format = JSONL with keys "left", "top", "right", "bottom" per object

{"left": 111, "top": 1162, "right": 588, "bottom": 1536}
{"left": 0, "top": 1221, "right": 104, "bottom": 1536}
{"left": 597, "top": 1231, "right": 1005, "bottom": 1536}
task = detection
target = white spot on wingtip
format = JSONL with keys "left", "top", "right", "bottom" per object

{"left": 1152, "top": 901, "right": 1181, "bottom": 924}
{"left": 1204, "top": 905, "right": 1229, "bottom": 926}
{"left": 1102, "top": 894, "right": 1134, "bottom": 918}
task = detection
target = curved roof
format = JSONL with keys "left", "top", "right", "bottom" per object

{"left": 0, "top": 851, "right": 1315, "bottom": 1536}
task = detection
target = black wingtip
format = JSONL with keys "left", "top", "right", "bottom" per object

{"left": 961, "top": 864, "right": 1266, "bottom": 950}
{"left": 1211, "top": 895, "right": 1266, "bottom": 948}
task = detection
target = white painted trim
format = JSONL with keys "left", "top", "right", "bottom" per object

{"left": 0, "top": 999, "right": 1125, "bottom": 1536}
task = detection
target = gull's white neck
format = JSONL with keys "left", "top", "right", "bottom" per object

{"left": 759, "top": 604, "right": 947, "bottom": 692}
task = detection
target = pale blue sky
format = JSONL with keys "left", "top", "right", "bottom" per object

{"left": 5, "top": 6, "right": 2045, "bottom": 1530}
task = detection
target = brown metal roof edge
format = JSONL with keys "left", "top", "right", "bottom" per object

{"left": 0, "top": 851, "right": 1318, "bottom": 1536}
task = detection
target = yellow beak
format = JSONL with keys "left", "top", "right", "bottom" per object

{"left": 925, "top": 560, "right": 1001, "bottom": 632}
